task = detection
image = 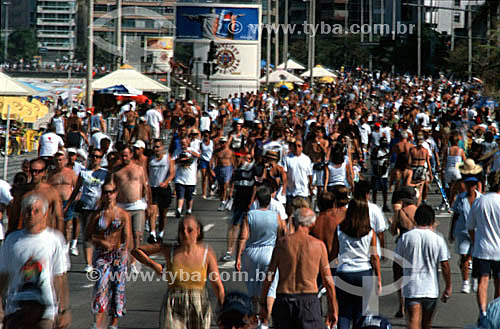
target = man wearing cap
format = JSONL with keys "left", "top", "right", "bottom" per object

{"left": 218, "top": 292, "right": 257, "bottom": 329}
{"left": 283, "top": 140, "right": 312, "bottom": 216}
{"left": 48, "top": 150, "right": 78, "bottom": 249}
{"left": 132, "top": 140, "right": 148, "bottom": 170}
{"left": 211, "top": 137, "right": 235, "bottom": 211}
{"left": 449, "top": 175, "right": 482, "bottom": 295}
{"left": 89, "top": 127, "right": 112, "bottom": 154}
{"left": 145, "top": 103, "right": 164, "bottom": 139}
{"left": 467, "top": 171, "right": 500, "bottom": 327}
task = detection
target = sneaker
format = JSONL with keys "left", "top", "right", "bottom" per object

{"left": 473, "top": 278, "right": 479, "bottom": 292}
{"left": 175, "top": 210, "right": 181, "bottom": 218}
{"left": 461, "top": 280, "right": 471, "bottom": 294}
{"left": 202, "top": 195, "right": 208, "bottom": 200}
{"left": 186, "top": 209, "right": 192, "bottom": 215}
{"left": 70, "top": 247, "right": 79, "bottom": 256}
{"left": 147, "top": 234, "right": 158, "bottom": 244}
{"left": 478, "top": 313, "right": 490, "bottom": 328}
{"left": 220, "top": 252, "right": 233, "bottom": 262}
{"left": 84, "top": 264, "right": 93, "bottom": 273}
{"left": 314, "top": 205, "right": 320, "bottom": 213}
{"left": 108, "top": 326, "right": 118, "bottom": 329}
{"left": 218, "top": 202, "right": 226, "bottom": 211}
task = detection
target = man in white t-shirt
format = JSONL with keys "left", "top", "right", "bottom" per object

{"left": 468, "top": 173, "right": 500, "bottom": 328}
{"left": 0, "top": 178, "right": 12, "bottom": 240}
{"left": 0, "top": 193, "right": 71, "bottom": 329}
{"left": 173, "top": 137, "right": 200, "bottom": 217}
{"left": 145, "top": 104, "right": 164, "bottom": 139}
{"left": 283, "top": 140, "right": 312, "bottom": 215}
{"left": 395, "top": 204, "right": 451, "bottom": 329}
{"left": 38, "top": 125, "right": 65, "bottom": 158}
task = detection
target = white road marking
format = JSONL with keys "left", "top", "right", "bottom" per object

{"left": 218, "top": 261, "right": 235, "bottom": 269}
{"left": 204, "top": 224, "right": 215, "bottom": 232}
{"left": 167, "top": 210, "right": 176, "bottom": 217}
{"left": 81, "top": 284, "right": 94, "bottom": 288}
{"left": 436, "top": 213, "right": 452, "bottom": 218}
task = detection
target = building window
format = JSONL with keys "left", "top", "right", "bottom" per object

{"left": 454, "top": 13, "right": 460, "bottom": 23}
{"left": 454, "top": 0, "right": 460, "bottom": 7}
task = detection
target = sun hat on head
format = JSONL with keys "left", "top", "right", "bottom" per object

{"left": 458, "top": 158, "right": 483, "bottom": 175}
{"left": 265, "top": 150, "right": 280, "bottom": 162}
{"left": 133, "top": 140, "right": 146, "bottom": 149}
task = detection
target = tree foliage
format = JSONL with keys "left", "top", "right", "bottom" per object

{"left": 2, "top": 29, "right": 38, "bottom": 62}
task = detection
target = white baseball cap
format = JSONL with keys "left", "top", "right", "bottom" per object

{"left": 133, "top": 140, "right": 146, "bottom": 149}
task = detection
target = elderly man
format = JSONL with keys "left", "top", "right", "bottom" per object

{"left": 0, "top": 193, "right": 71, "bottom": 329}
{"left": 261, "top": 208, "right": 338, "bottom": 329}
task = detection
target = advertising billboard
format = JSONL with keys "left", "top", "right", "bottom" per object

{"left": 176, "top": 4, "right": 260, "bottom": 42}
{"left": 145, "top": 37, "right": 174, "bottom": 73}
{"left": 145, "top": 37, "right": 174, "bottom": 52}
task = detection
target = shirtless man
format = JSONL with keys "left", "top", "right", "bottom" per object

{"left": 392, "top": 131, "right": 414, "bottom": 162}
{"left": 261, "top": 208, "right": 338, "bottom": 329}
{"left": 210, "top": 137, "right": 235, "bottom": 211}
{"left": 123, "top": 109, "right": 138, "bottom": 143}
{"left": 131, "top": 117, "right": 151, "bottom": 146}
{"left": 132, "top": 140, "right": 148, "bottom": 171}
{"left": 408, "top": 132, "right": 433, "bottom": 205}
{"left": 48, "top": 151, "right": 78, "bottom": 247}
{"left": 113, "top": 145, "right": 151, "bottom": 273}
{"left": 7, "top": 158, "right": 64, "bottom": 235}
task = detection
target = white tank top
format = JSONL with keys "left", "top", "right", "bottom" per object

{"left": 446, "top": 149, "right": 462, "bottom": 169}
{"left": 327, "top": 161, "right": 347, "bottom": 186}
{"left": 52, "top": 116, "right": 65, "bottom": 135}
{"left": 148, "top": 154, "right": 170, "bottom": 187}
{"left": 200, "top": 140, "right": 214, "bottom": 162}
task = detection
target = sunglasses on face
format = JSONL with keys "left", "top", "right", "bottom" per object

{"left": 102, "top": 189, "right": 116, "bottom": 195}
{"left": 91, "top": 154, "right": 103, "bottom": 159}
{"left": 30, "top": 168, "right": 46, "bottom": 174}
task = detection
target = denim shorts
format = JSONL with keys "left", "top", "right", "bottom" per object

{"left": 175, "top": 184, "right": 195, "bottom": 201}
{"left": 199, "top": 159, "right": 210, "bottom": 170}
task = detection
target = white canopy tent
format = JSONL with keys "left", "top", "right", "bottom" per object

{"left": 92, "top": 64, "right": 170, "bottom": 93}
{"left": 300, "top": 66, "right": 337, "bottom": 78}
{"left": 0, "top": 71, "right": 36, "bottom": 96}
{"left": 277, "top": 59, "right": 306, "bottom": 70}
{"left": 260, "top": 70, "right": 304, "bottom": 83}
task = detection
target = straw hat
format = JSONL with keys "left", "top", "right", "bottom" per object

{"left": 265, "top": 150, "right": 280, "bottom": 162}
{"left": 458, "top": 158, "right": 483, "bottom": 175}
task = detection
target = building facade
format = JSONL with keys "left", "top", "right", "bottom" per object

{"left": 36, "top": 0, "right": 78, "bottom": 62}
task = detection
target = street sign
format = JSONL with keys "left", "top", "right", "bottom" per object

{"left": 39, "top": 48, "right": 48, "bottom": 54}
{"left": 201, "top": 80, "right": 210, "bottom": 94}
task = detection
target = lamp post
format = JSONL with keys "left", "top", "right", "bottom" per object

{"left": 3, "top": 1, "right": 11, "bottom": 64}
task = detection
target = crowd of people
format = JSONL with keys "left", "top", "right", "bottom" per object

{"left": 0, "top": 70, "right": 499, "bottom": 329}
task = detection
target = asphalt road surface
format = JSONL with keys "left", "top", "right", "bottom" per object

{"left": 2, "top": 153, "right": 490, "bottom": 329}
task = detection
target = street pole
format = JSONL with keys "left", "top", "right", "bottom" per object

{"left": 3, "top": 105, "right": 10, "bottom": 180}
{"left": 369, "top": 0, "right": 373, "bottom": 71}
{"left": 266, "top": 0, "right": 271, "bottom": 86}
{"left": 3, "top": 2, "right": 10, "bottom": 64}
{"left": 468, "top": 5, "right": 472, "bottom": 81}
{"left": 283, "top": 0, "right": 288, "bottom": 68}
{"left": 68, "top": 39, "right": 74, "bottom": 110}
{"left": 417, "top": 0, "right": 422, "bottom": 76}
{"left": 392, "top": 0, "right": 396, "bottom": 74}
{"left": 115, "top": 0, "right": 122, "bottom": 69}
{"left": 381, "top": 0, "right": 384, "bottom": 26}
{"left": 344, "top": 0, "right": 348, "bottom": 66}
{"left": 451, "top": 0, "right": 455, "bottom": 51}
{"left": 274, "top": 0, "right": 279, "bottom": 68}
{"left": 86, "top": 0, "right": 94, "bottom": 108}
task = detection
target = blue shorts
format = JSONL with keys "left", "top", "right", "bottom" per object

{"left": 454, "top": 233, "right": 471, "bottom": 255}
{"left": 232, "top": 209, "right": 247, "bottom": 226}
{"left": 175, "top": 184, "right": 195, "bottom": 201}
{"left": 199, "top": 159, "right": 210, "bottom": 170}
{"left": 216, "top": 165, "right": 233, "bottom": 184}
{"left": 63, "top": 200, "right": 75, "bottom": 222}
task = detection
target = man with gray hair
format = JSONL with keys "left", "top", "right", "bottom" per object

{"left": 261, "top": 207, "right": 338, "bottom": 329}
{"left": 0, "top": 193, "right": 71, "bottom": 329}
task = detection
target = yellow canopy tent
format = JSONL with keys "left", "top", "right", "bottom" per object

{"left": 0, "top": 96, "right": 49, "bottom": 123}
{"left": 275, "top": 81, "right": 294, "bottom": 90}
{"left": 319, "top": 76, "right": 335, "bottom": 83}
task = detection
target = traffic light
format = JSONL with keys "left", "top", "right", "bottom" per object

{"left": 208, "top": 41, "right": 217, "bottom": 62}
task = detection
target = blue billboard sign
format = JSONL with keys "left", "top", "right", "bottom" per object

{"left": 176, "top": 5, "right": 260, "bottom": 41}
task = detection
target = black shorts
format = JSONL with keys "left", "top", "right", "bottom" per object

{"left": 472, "top": 258, "right": 500, "bottom": 279}
{"left": 151, "top": 186, "right": 172, "bottom": 209}
{"left": 273, "top": 293, "right": 325, "bottom": 329}
{"left": 175, "top": 184, "right": 195, "bottom": 201}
